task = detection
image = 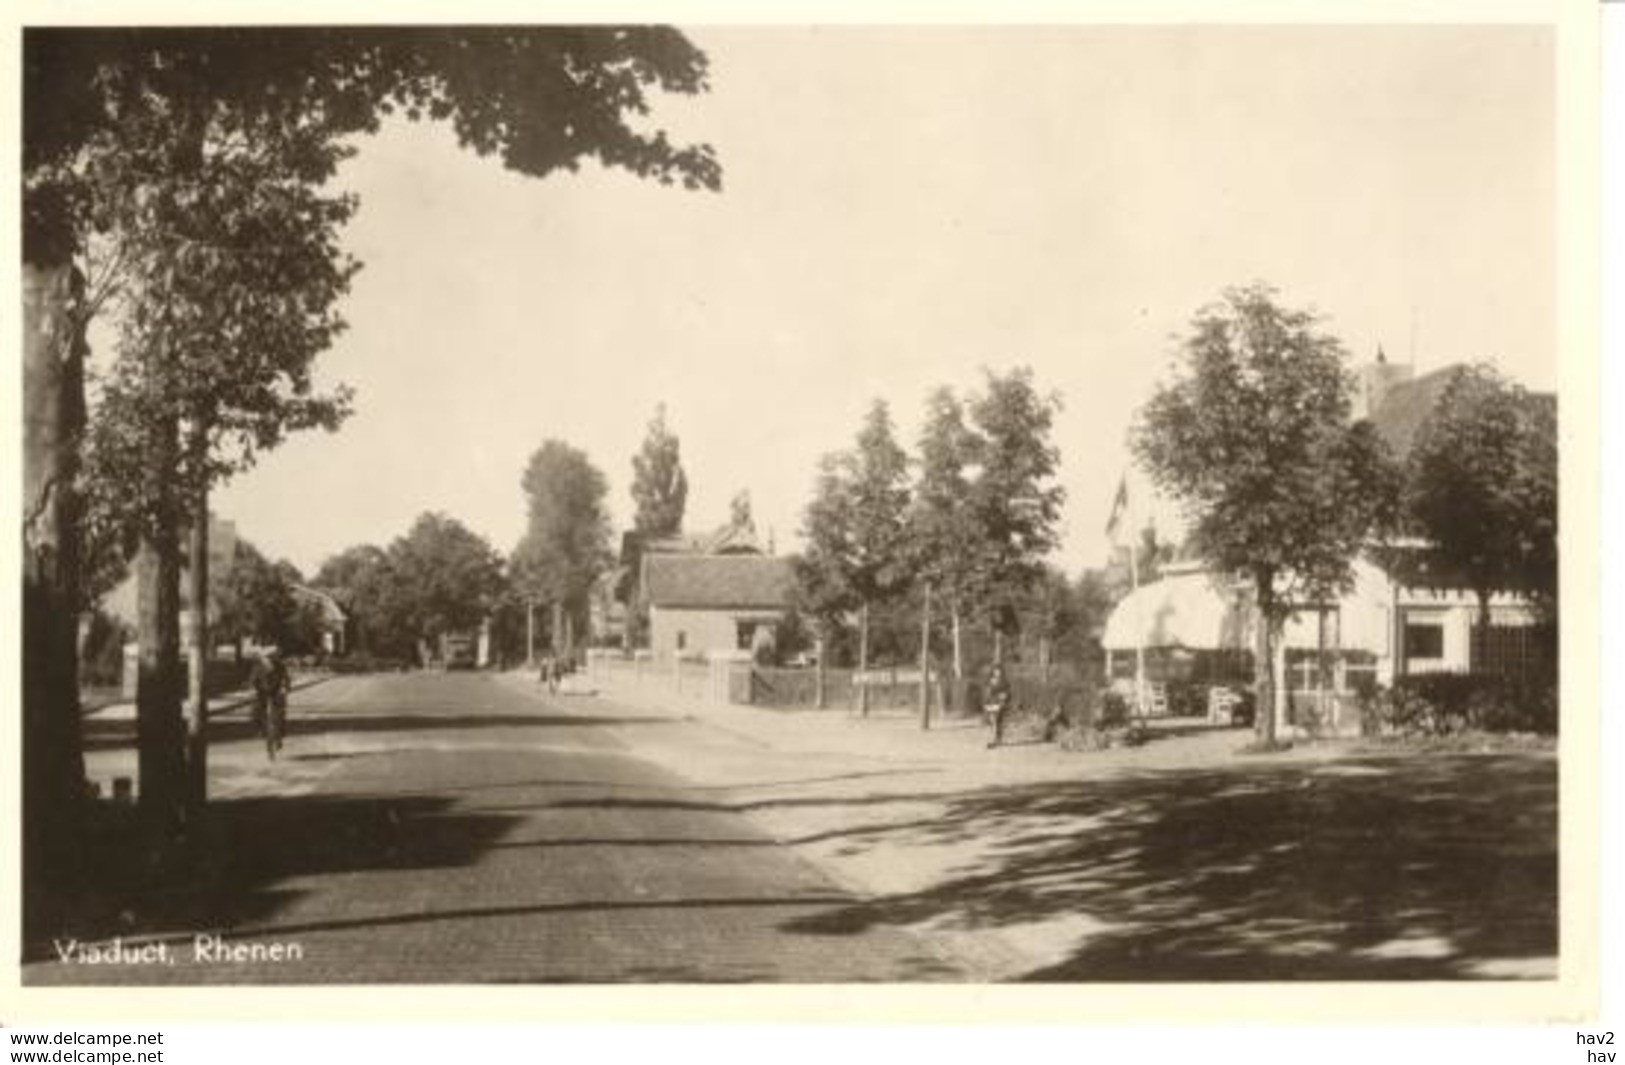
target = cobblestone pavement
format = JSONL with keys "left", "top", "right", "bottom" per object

{"left": 27, "top": 673, "right": 974, "bottom": 984}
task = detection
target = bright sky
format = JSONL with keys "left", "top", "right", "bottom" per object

{"left": 208, "top": 25, "right": 1556, "bottom": 578}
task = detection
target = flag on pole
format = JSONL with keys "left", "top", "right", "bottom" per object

{"left": 1104, "top": 475, "right": 1129, "bottom": 542}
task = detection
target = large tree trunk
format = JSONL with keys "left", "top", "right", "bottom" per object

{"left": 1475, "top": 589, "right": 1492, "bottom": 674}
{"left": 185, "top": 453, "right": 209, "bottom": 814}
{"left": 857, "top": 601, "right": 871, "bottom": 716}
{"left": 951, "top": 607, "right": 963, "bottom": 679}
{"left": 1253, "top": 574, "right": 1279, "bottom": 747}
{"left": 919, "top": 583, "right": 933, "bottom": 730}
{"left": 22, "top": 255, "right": 88, "bottom": 938}
{"left": 1316, "top": 605, "right": 1330, "bottom": 728}
{"left": 814, "top": 631, "right": 827, "bottom": 710}
{"left": 137, "top": 415, "right": 187, "bottom": 837}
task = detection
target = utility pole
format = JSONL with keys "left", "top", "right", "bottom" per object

{"left": 525, "top": 599, "right": 536, "bottom": 667}
{"left": 919, "top": 583, "right": 933, "bottom": 730}
{"left": 185, "top": 483, "right": 209, "bottom": 814}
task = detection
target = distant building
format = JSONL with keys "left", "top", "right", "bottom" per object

{"left": 291, "top": 585, "right": 350, "bottom": 656}
{"left": 643, "top": 553, "right": 795, "bottom": 662}
{"left": 616, "top": 509, "right": 772, "bottom": 652}
{"left": 1103, "top": 353, "right": 1553, "bottom": 727}
{"left": 100, "top": 514, "right": 238, "bottom": 646}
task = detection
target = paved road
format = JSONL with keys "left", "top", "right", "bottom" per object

{"left": 28, "top": 672, "right": 971, "bottom": 984}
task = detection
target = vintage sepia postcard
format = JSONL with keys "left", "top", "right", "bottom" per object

{"left": 3, "top": 0, "right": 1603, "bottom": 1028}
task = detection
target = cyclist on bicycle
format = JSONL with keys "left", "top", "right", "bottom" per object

{"left": 251, "top": 648, "right": 291, "bottom": 759}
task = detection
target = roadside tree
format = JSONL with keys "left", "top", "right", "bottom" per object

{"left": 908, "top": 387, "right": 980, "bottom": 685}
{"left": 630, "top": 404, "right": 689, "bottom": 538}
{"left": 1405, "top": 364, "right": 1558, "bottom": 661}
{"left": 314, "top": 544, "right": 400, "bottom": 658}
{"left": 387, "top": 513, "right": 508, "bottom": 663}
{"left": 794, "top": 401, "right": 912, "bottom": 714}
{"left": 215, "top": 541, "right": 300, "bottom": 656}
{"left": 965, "top": 368, "right": 1066, "bottom": 660}
{"left": 22, "top": 26, "right": 720, "bottom": 913}
{"left": 76, "top": 101, "right": 356, "bottom": 815}
{"left": 514, "top": 441, "right": 613, "bottom": 658}
{"left": 1133, "top": 284, "right": 1398, "bottom": 747}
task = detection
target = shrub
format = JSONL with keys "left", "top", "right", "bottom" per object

{"left": 1359, "top": 673, "right": 1557, "bottom": 737}
{"left": 1163, "top": 679, "right": 1206, "bottom": 717}
{"left": 1099, "top": 689, "right": 1131, "bottom": 728}
{"left": 1057, "top": 718, "right": 1150, "bottom": 752}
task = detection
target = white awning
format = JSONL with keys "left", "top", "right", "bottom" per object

{"left": 1103, "top": 570, "right": 1251, "bottom": 652}
{"left": 1105, "top": 559, "right": 1396, "bottom": 656}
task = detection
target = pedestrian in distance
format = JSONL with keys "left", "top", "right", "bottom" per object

{"left": 982, "top": 661, "right": 1013, "bottom": 749}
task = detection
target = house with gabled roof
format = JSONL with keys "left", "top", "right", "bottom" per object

{"left": 642, "top": 553, "right": 795, "bottom": 662}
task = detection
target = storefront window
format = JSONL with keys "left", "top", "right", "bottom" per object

{"left": 1404, "top": 622, "right": 1444, "bottom": 660}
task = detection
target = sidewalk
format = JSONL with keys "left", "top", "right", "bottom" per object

{"left": 502, "top": 670, "right": 1310, "bottom": 978}
{"left": 513, "top": 668, "right": 1557, "bottom": 981}
{"left": 562, "top": 664, "right": 1331, "bottom": 784}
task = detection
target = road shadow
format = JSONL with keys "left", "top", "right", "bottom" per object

{"left": 25, "top": 789, "right": 521, "bottom": 962}
{"left": 769, "top": 752, "right": 1556, "bottom": 980}
{"left": 281, "top": 713, "right": 673, "bottom": 736}
{"left": 81, "top": 712, "right": 672, "bottom": 753}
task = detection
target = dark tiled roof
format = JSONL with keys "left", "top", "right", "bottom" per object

{"left": 643, "top": 554, "right": 794, "bottom": 610}
{"left": 293, "top": 585, "right": 349, "bottom": 623}
{"left": 644, "top": 524, "right": 761, "bottom": 556}
{"left": 1368, "top": 365, "right": 1463, "bottom": 457}
{"left": 1369, "top": 365, "right": 1557, "bottom": 459}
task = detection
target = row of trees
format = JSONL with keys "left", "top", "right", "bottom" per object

{"left": 22, "top": 27, "right": 722, "bottom": 930}
{"left": 214, "top": 542, "right": 330, "bottom": 658}
{"left": 785, "top": 287, "right": 1556, "bottom": 746}
{"left": 511, "top": 441, "right": 613, "bottom": 657}
{"left": 315, "top": 514, "right": 508, "bottom": 664}
{"left": 796, "top": 368, "right": 1066, "bottom": 714}
{"left": 311, "top": 405, "right": 715, "bottom": 672}
{"left": 79, "top": 538, "right": 328, "bottom": 690}
{"left": 507, "top": 404, "right": 763, "bottom": 662}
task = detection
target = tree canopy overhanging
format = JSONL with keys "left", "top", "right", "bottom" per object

{"left": 25, "top": 26, "right": 721, "bottom": 258}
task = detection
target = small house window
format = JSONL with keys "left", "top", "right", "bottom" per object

{"left": 676, "top": 631, "right": 687, "bottom": 652}
{"left": 1344, "top": 650, "right": 1379, "bottom": 694}
{"left": 1404, "top": 622, "right": 1444, "bottom": 660}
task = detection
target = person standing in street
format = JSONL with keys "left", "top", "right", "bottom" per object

{"left": 983, "top": 661, "right": 1013, "bottom": 749}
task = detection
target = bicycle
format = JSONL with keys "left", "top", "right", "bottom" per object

{"left": 257, "top": 688, "right": 287, "bottom": 760}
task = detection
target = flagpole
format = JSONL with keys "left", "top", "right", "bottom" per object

{"left": 1107, "top": 473, "right": 1149, "bottom": 720}
{"left": 1129, "top": 493, "right": 1146, "bottom": 719}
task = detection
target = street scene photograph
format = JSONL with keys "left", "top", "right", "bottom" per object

{"left": 16, "top": 21, "right": 1569, "bottom": 998}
